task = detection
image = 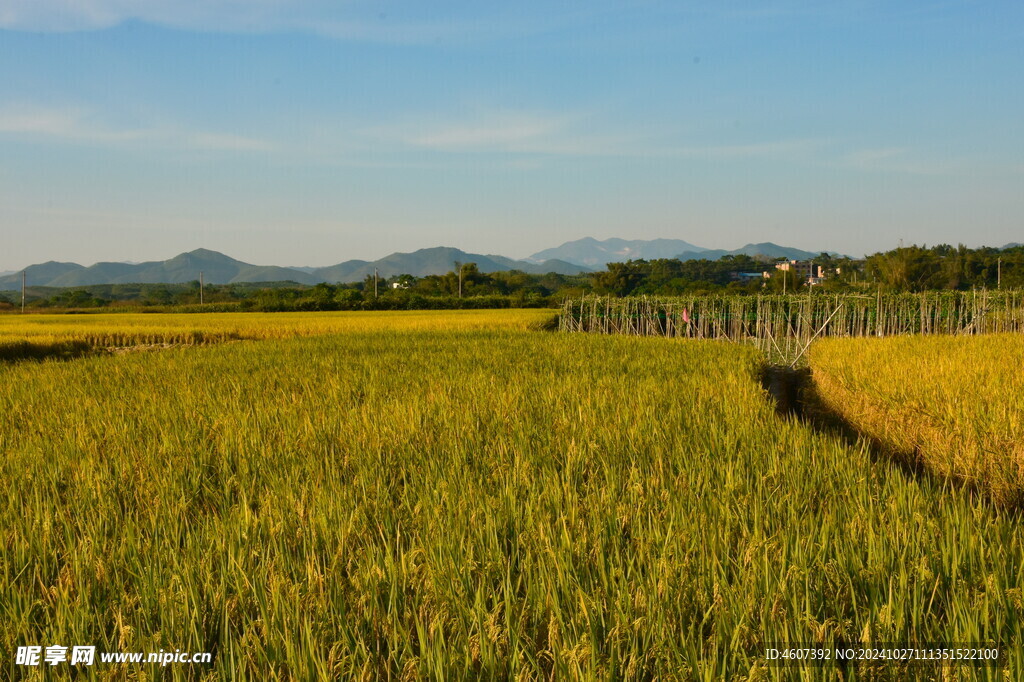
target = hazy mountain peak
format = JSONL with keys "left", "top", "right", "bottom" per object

{"left": 167, "top": 248, "right": 240, "bottom": 263}
{"left": 528, "top": 237, "right": 706, "bottom": 268}
{"left": 674, "top": 242, "right": 842, "bottom": 262}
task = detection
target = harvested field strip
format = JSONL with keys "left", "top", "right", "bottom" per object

{"left": 809, "top": 334, "right": 1024, "bottom": 507}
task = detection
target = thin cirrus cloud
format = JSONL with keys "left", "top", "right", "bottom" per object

{"left": 382, "top": 108, "right": 819, "bottom": 161}
{"left": 0, "top": 0, "right": 561, "bottom": 43}
{"left": 836, "top": 147, "right": 956, "bottom": 176}
{"left": 404, "top": 113, "right": 574, "bottom": 152}
{"left": 402, "top": 120, "right": 959, "bottom": 179}
{"left": 0, "top": 103, "right": 274, "bottom": 152}
{"left": 379, "top": 115, "right": 658, "bottom": 160}
{"left": 402, "top": 115, "right": 827, "bottom": 163}
{"left": 661, "top": 138, "right": 825, "bottom": 161}
{"left": 0, "top": 0, "right": 326, "bottom": 32}
{"left": 0, "top": 101, "right": 949, "bottom": 177}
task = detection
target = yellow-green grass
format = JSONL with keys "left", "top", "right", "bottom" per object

{"left": 0, "top": 316, "right": 1021, "bottom": 679}
{"left": 809, "top": 334, "right": 1024, "bottom": 507}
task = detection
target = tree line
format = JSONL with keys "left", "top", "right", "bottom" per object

{"left": 1, "top": 244, "right": 1020, "bottom": 311}
{"left": 588, "top": 244, "right": 1022, "bottom": 296}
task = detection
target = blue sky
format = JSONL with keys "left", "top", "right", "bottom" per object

{"left": 1, "top": 0, "right": 1022, "bottom": 269}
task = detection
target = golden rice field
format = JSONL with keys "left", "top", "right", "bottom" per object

{"left": 1, "top": 310, "right": 1021, "bottom": 680}
{"left": 0, "top": 310, "right": 555, "bottom": 363}
{"left": 810, "top": 334, "right": 1024, "bottom": 507}
{"left": 0, "top": 309, "right": 554, "bottom": 354}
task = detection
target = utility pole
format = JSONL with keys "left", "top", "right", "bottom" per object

{"left": 199, "top": 271, "right": 204, "bottom": 305}
{"left": 455, "top": 261, "right": 463, "bottom": 298}
{"left": 997, "top": 257, "right": 1002, "bottom": 289}
{"left": 21, "top": 270, "right": 26, "bottom": 313}
{"left": 374, "top": 268, "right": 378, "bottom": 298}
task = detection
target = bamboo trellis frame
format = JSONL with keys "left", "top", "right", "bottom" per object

{"left": 560, "top": 290, "right": 1024, "bottom": 362}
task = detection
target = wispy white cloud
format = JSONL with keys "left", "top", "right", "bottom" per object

{"left": 663, "top": 138, "right": 825, "bottom": 160}
{"left": 184, "top": 132, "right": 273, "bottom": 152}
{"left": 367, "top": 109, "right": 670, "bottom": 161}
{"left": 0, "top": 104, "right": 155, "bottom": 145}
{"left": 395, "top": 117, "right": 965, "bottom": 180}
{"left": 0, "top": 0, "right": 592, "bottom": 44}
{"left": 0, "top": 103, "right": 273, "bottom": 152}
{"left": 0, "top": 0, "right": 306, "bottom": 33}
{"left": 361, "top": 108, "right": 837, "bottom": 166}
{"left": 0, "top": 105, "right": 86, "bottom": 136}
{"left": 403, "top": 112, "right": 571, "bottom": 152}
{"left": 0, "top": 103, "right": 964, "bottom": 178}
{"left": 836, "top": 146, "right": 956, "bottom": 175}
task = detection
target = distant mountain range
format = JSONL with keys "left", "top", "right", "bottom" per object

{"left": 0, "top": 247, "right": 588, "bottom": 289}
{"left": 5, "top": 239, "right": 1017, "bottom": 288}
{"left": 527, "top": 237, "right": 840, "bottom": 268}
